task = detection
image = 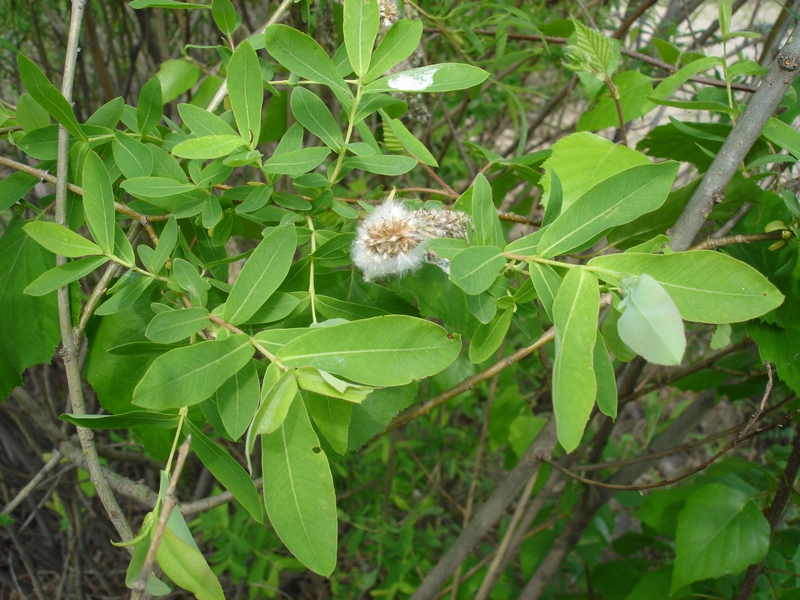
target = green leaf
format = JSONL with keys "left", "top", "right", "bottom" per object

{"left": 211, "top": 0, "right": 239, "bottom": 35}
{"left": 113, "top": 131, "right": 154, "bottom": 178}
{"left": 137, "top": 78, "right": 163, "bottom": 136}
{"left": 261, "top": 398, "right": 337, "bottom": 576}
{"left": 552, "top": 267, "right": 599, "bottom": 452}
{"left": 562, "top": 19, "right": 617, "bottom": 80}
{"left": 150, "top": 216, "right": 178, "bottom": 274}
{"left": 276, "top": 315, "right": 461, "bottom": 386}
{"left": 340, "top": 154, "right": 416, "bottom": 176}
{"left": 671, "top": 483, "right": 769, "bottom": 593}
{"left": 348, "top": 384, "right": 417, "bottom": 451}
{"left": 0, "top": 172, "right": 38, "bottom": 211}
{"left": 17, "top": 53, "right": 87, "bottom": 141}
{"left": 24, "top": 256, "right": 110, "bottom": 296}
{"left": 469, "top": 308, "right": 513, "bottom": 363}
{"left": 262, "top": 147, "right": 330, "bottom": 175}
{"left": 132, "top": 335, "right": 255, "bottom": 409}
{"left": 157, "top": 521, "right": 224, "bottom": 600}
{"left": 537, "top": 162, "right": 679, "bottom": 258}
{"left": 381, "top": 114, "right": 438, "bottom": 166}
{"left": 290, "top": 87, "right": 344, "bottom": 151}
{"left": 593, "top": 331, "right": 617, "bottom": 419}
{"left": 227, "top": 40, "right": 262, "bottom": 146}
{"left": 224, "top": 225, "right": 296, "bottom": 324}
{"left": 540, "top": 132, "right": 649, "bottom": 211}
{"left": 23, "top": 222, "right": 104, "bottom": 257}
{"left": 252, "top": 368, "right": 298, "bottom": 436}
{"left": 60, "top": 411, "right": 180, "bottom": 429}
{"left": 364, "top": 19, "right": 424, "bottom": 83}
{"left": 528, "top": 261, "right": 562, "bottom": 321}
{"left": 264, "top": 24, "right": 351, "bottom": 99}
{"left": 0, "top": 221, "right": 60, "bottom": 397}
{"left": 762, "top": 117, "right": 800, "bottom": 158}
{"left": 16, "top": 93, "right": 50, "bottom": 132}
{"left": 587, "top": 251, "right": 784, "bottom": 324}
{"left": 178, "top": 103, "right": 238, "bottom": 137}
{"left": 215, "top": 360, "right": 260, "bottom": 440}
{"left": 642, "top": 56, "right": 722, "bottom": 114}
{"left": 617, "top": 274, "right": 686, "bottom": 366}
{"left": 306, "top": 393, "right": 352, "bottom": 454}
{"left": 145, "top": 307, "right": 209, "bottom": 343}
{"left": 364, "top": 63, "right": 489, "bottom": 93}
{"left": 156, "top": 59, "right": 201, "bottom": 103}
{"left": 184, "top": 419, "right": 263, "bottom": 522}
{"left": 749, "top": 321, "right": 800, "bottom": 396}
{"left": 172, "top": 135, "right": 248, "bottom": 159}
{"left": 343, "top": 0, "right": 379, "bottom": 77}
{"left": 95, "top": 275, "right": 154, "bottom": 316}
{"left": 449, "top": 246, "right": 505, "bottom": 295}
{"left": 82, "top": 150, "right": 116, "bottom": 254}
{"left": 130, "top": 0, "right": 211, "bottom": 7}
{"left": 121, "top": 177, "right": 196, "bottom": 198}
{"left": 471, "top": 173, "right": 502, "bottom": 246}
{"left": 172, "top": 258, "right": 209, "bottom": 308}
{"left": 294, "top": 367, "right": 373, "bottom": 403}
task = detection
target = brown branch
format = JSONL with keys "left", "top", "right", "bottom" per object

{"left": 1, "top": 450, "right": 63, "bottom": 516}
{"left": 409, "top": 418, "right": 558, "bottom": 600}
{"left": 690, "top": 230, "right": 790, "bottom": 251}
{"left": 377, "top": 327, "right": 555, "bottom": 441}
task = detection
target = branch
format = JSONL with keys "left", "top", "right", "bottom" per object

{"left": 690, "top": 230, "right": 790, "bottom": 251}
{"left": 53, "top": 0, "right": 133, "bottom": 545}
{"left": 669, "top": 27, "right": 800, "bottom": 251}
{"left": 409, "top": 417, "right": 558, "bottom": 600}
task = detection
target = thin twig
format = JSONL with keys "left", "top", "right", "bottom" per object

{"left": 206, "top": 0, "right": 294, "bottom": 112}
{"left": 130, "top": 436, "right": 192, "bottom": 600}
{"left": 689, "top": 230, "right": 789, "bottom": 251}
{"left": 1, "top": 450, "right": 63, "bottom": 516}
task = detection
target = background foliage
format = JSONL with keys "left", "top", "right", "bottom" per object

{"left": 1, "top": 0, "right": 800, "bottom": 598}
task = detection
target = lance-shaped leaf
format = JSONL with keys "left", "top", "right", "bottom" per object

{"left": 552, "top": 267, "right": 599, "bottom": 453}
{"left": 263, "top": 147, "right": 331, "bottom": 175}
{"left": 24, "top": 256, "right": 110, "bottom": 296}
{"left": 17, "top": 53, "right": 87, "bottom": 141}
{"left": 224, "top": 225, "right": 296, "bottom": 325}
{"left": 364, "top": 63, "right": 489, "bottom": 93}
{"left": 617, "top": 274, "right": 686, "bottom": 366}
{"left": 82, "top": 150, "right": 116, "bottom": 254}
{"left": 184, "top": 419, "right": 264, "bottom": 523}
{"left": 0, "top": 172, "right": 38, "bottom": 211}
{"left": 145, "top": 307, "right": 210, "bottom": 343}
{"left": 137, "top": 78, "right": 163, "bottom": 136}
{"left": 276, "top": 316, "right": 461, "bottom": 386}
{"left": 215, "top": 360, "right": 260, "bottom": 440}
{"left": 172, "top": 135, "right": 248, "bottom": 159}
{"left": 227, "top": 39, "right": 262, "bottom": 146}
{"left": 449, "top": 246, "right": 505, "bottom": 295}
{"left": 132, "top": 335, "right": 255, "bottom": 409}
{"left": 593, "top": 331, "right": 618, "bottom": 419}
{"left": 264, "top": 24, "right": 351, "bottom": 99}
{"left": 306, "top": 393, "right": 352, "bottom": 455}
{"left": 343, "top": 0, "right": 379, "bottom": 77}
{"left": 23, "top": 222, "right": 103, "bottom": 257}
{"left": 156, "top": 515, "right": 224, "bottom": 600}
{"left": 178, "top": 103, "right": 238, "bottom": 137}
{"left": 364, "top": 19, "right": 423, "bottom": 83}
{"left": 113, "top": 131, "right": 154, "bottom": 178}
{"left": 528, "top": 261, "right": 562, "bottom": 321}
{"left": 537, "top": 161, "right": 679, "bottom": 258}
{"left": 262, "top": 398, "right": 337, "bottom": 576}
{"left": 587, "top": 251, "right": 784, "bottom": 323}
{"left": 290, "top": 87, "right": 344, "bottom": 151}
{"left": 469, "top": 308, "right": 513, "bottom": 363}
{"left": 340, "top": 154, "right": 416, "bottom": 176}
{"left": 60, "top": 411, "right": 180, "bottom": 430}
